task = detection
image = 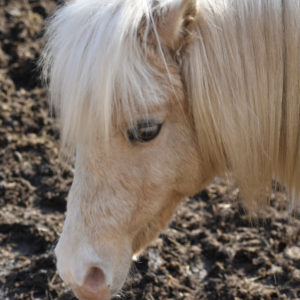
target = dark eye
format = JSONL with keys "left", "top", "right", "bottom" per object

{"left": 127, "top": 120, "right": 163, "bottom": 143}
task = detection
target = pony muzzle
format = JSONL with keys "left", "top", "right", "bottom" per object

{"left": 55, "top": 239, "right": 115, "bottom": 300}
{"left": 72, "top": 266, "right": 112, "bottom": 300}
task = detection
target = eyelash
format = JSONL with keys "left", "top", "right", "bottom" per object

{"left": 127, "top": 121, "right": 163, "bottom": 143}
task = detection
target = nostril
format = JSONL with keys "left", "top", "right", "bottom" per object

{"left": 73, "top": 266, "right": 111, "bottom": 300}
{"left": 84, "top": 266, "right": 106, "bottom": 292}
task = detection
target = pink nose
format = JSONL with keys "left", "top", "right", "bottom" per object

{"left": 72, "top": 266, "right": 111, "bottom": 300}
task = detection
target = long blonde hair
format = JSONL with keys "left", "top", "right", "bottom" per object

{"left": 183, "top": 0, "right": 300, "bottom": 209}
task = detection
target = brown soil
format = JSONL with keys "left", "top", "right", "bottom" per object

{"left": 0, "top": 1, "right": 299, "bottom": 299}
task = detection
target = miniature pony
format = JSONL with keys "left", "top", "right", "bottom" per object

{"left": 42, "top": 0, "right": 300, "bottom": 299}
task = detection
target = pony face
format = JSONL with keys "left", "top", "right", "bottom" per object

{"left": 55, "top": 84, "right": 203, "bottom": 299}
{"left": 45, "top": 0, "right": 300, "bottom": 298}
{"left": 46, "top": 1, "right": 204, "bottom": 298}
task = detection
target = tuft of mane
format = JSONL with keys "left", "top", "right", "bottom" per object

{"left": 41, "top": 0, "right": 170, "bottom": 153}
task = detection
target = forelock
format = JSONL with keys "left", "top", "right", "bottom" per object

{"left": 42, "top": 0, "right": 172, "bottom": 155}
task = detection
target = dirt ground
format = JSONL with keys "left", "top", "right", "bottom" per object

{"left": 0, "top": 1, "right": 300, "bottom": 299}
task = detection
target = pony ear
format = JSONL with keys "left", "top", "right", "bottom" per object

{"left": 154, "top": 0, "right": 197, "bottom": 50}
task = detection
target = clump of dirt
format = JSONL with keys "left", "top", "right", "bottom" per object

{"left": 0, "top": 1, "right": 299, "bottom": 299}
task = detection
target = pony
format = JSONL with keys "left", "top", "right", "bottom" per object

{"left": 41, "top": 0, "right": 300, "bottom": 299}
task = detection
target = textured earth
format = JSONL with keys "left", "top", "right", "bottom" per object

{"left": 0, "top": 1, "right": 300, "bottom": 299}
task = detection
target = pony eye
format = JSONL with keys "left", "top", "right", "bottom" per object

{"left": 127, "top": 120, "right": 162, "bottom": 143}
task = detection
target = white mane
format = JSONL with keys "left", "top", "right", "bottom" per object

{"left": 42, "top": 0, "right": 171, "bottom": 151}
{"left": 182, "top": 0, "right": 300, "bottom": 208}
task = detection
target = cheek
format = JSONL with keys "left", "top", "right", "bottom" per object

{"left": 131, "top": 191, "right": 183, "bottom": 254}
{"left": 73, "top": 123, "right": 200, "bottom": 245}
{"left": 173, "top": 138, "right": 202, "bottom": 194}
{"left": 76, "top": 158, "right": 153, "bottom": 239}
{"left": 152, "top": 121, "right": 201, "bottom": 195}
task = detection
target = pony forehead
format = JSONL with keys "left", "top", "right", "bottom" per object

{"left": 43, "top": 0, "right": 170, "bottom": 150}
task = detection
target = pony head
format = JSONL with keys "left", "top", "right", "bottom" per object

{"left": 42, "top": 0, "right": 210, "bottom": 298}
{"left": 42, "top": 0, "right": 300, "bottom": 298}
